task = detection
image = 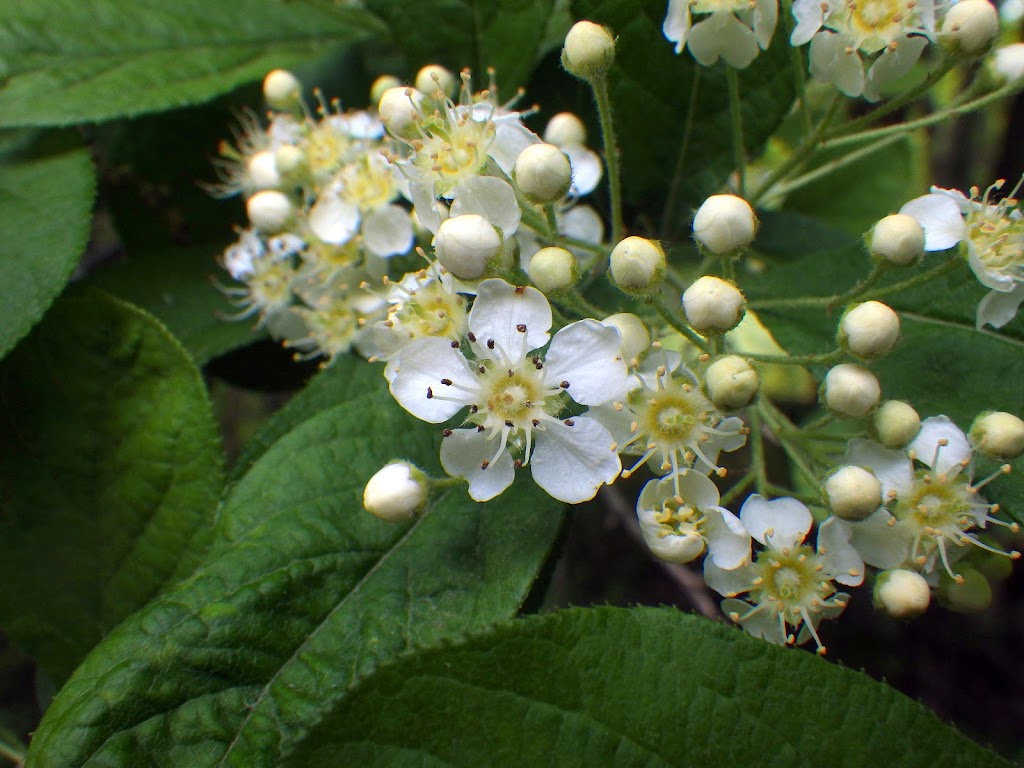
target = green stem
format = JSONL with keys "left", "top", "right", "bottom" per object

{"left": 661, "top": 66, "right": 702, "bottom": 239}
{"left": 650, "top": 299, "right": 709, "bottom": 350}
{"left": 749, "top": 406, "right": 769, "bottom": 496}
{"left": 742, "top": 349, "right": 843, "bottom": 366}
{"left": 801, "top": 411, "right": 835, "bottom": 432}
{"left": 828, "top": 262, "right": 889, "bottom": 308}
{"left": 555, "top": 288, "right": 607, "bottom": 319}
{"left": 783, "top": 0, "right": 813, "bottom": 139}
{"left": 543, "top": 202, "right": 559, "bottom": 233}
{"left": 766, "top": 483, "right": 820, "bottom": 505}
{"left": 758, "top": 399, "right": 822, "bottom": 488}
{"left": 720, "top": 254, "right": 736, "bottom": 282}
{"left": 720, "top": 471, "right": 756, "bottom": 506}
{"left": 860, "top": 256, "right": 962, "bottom": 301}
{"left": 726, "top": 65, "right": 747, "bottom": 196}
{"left": 591, "top": 74, "right": 624, "bottom": 246}
{"left": 771, "top": 133, "right": 905, "bottom": 199}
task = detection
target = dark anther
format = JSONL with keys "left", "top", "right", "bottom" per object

{"left": 532, "top": 419, "right": 540, "bottom": 427}
{"left": 427, "top": 387, "right": 434, "bottom": 399}
{"left": 477, "top": 424, "right": 485, "bottom": 431}
{"left": 564, "top": 419, "right": 575, "bottom": 426}
{"left": 467, "top": 332, "right": 477, "bottom": 342}
{"left": 508, "top": 369, "right": 514, "bottom": 377}
{"left": 504, "top": 420, "right": 514, "bottom": 428}
{"left": 441, "top": 378, "right": 453, "bottom": 386}
{"left": 560, "top": 380, "right": 570, "bottom": 388}
{"left": 441, "top": 429, "right": 453, "bottom": 437}
{"left": 516, "top": 323, "right": 527, "bottom": 332}
{"left": 515, "top": 286, "right": 526, "bottom": 295}
{"left": 450, "top": 340, "right": 460, "bottom": 348}
{"left": 487, "top": 339, "right": 496, "bottom": 349}
{"left": 478, "top": 365, "right": 486, "bottom": 373}
{"left": 470, "top": 404, "right": 479, "bottom": 413}
{"left": 513, "top": 459, "right": 523, "bottom": 468}
{"left": 480, "top": 459, "right": 490, "bottom": 470}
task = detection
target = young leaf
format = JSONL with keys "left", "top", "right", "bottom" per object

{"left": 0, "top": 292, "right": 224, "bottom": 684}
{"left": 285, "top": 606, "right": 1011, "bottom": 767}
{"left": 27, "top": 388, "right": 564, "bottom": 767}
{"left": 0, "top": 131, "right": 95, "bottom": 360}
{"left": 0, "top": 0, "right": 384, "bottom": 127}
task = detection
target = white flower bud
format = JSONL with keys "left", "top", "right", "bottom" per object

{"left": 868, "top": 213, "right": 925, "bottom": 266}
{"left": 274, "top": 145, "right": 305, "bottom": 176}
{"left": 682, "top": 276, "right": 745, "bottom": 332}
{"left": 514, "top": 144, "right": 572, "bottom": 202}
{"left": 433, "top": 214, "right": 502, "bottom": 279}
{"left": 692, "top": 194, "right": 757, "bottom": 254}
{"left": 378, "top": 86, "right": 425, "bottom": 139}
{"left": 705, "top": 355, "right": 759, "bottom": 409}
{"left": 825, "top": 465, "right": 882, "bottom": 521}
{"left": 363, "top": 461, "right": 428, "bottom": 522}
{"left": 246, "top": 190, "right": 293, "bottom": 233}
{"left": 543, "top": 112, "right": 588, "bottom": 147}
{"left": 838, "top": 301, "right": 900, "bottom": 359}
{"left": 873, "top": 400, "right": 921, "bottom": 448}
{"left": 991, "top": 43, "right": 1024, "bottom": 84}
{"left": 602, "top": 313, "right": 650, "bottom": 363}
{"left": 970, "top": 411, "right": 1024, "bottom": 459}
{"left": 415, "top": 64, "right": 458, "bottom": 97}
{"left": 609, "top": 236, "right": 666, "bottom": 293}
{"left": 941, "top": 567, "right": 992, "bottom": 613}
{"left": 527, "top": 246, "right": 578, "bottom": 293}
{"left": 941, "top": 0, "right": 999, "bottom": 56}
{"left": 263, "top": 69, "right": 302, "bottom": 111}
{"left": 822, "top": 363, "right": 881, "bottom": 417}
{"left": 247, "top": 150, "right": 281, "bottom": 191}
{"left": 370, "top": 74, "right": 402, "bottom": 106}
{"left": 562, "top": 20, "right": 616, "bottom": 80}
{"left": 874, "top": 570, "right": 931, "bottom": 618}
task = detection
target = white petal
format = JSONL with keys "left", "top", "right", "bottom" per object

{"left": 847, "top": 509, "right": 909, "bottom": 569}
{"left": 490, "top": 122, "right": 542, "bottom": 177}
{"left": 727, "top": 599, "right": 787, "bottom": 644}
{"left": 363, "top": 204, "right": 414, "bottom": 258}
{"left": 450, "top": 175, "right": 521, "bottom": 236}
{"left": 562, "top": 144, "right": 603, "bottom": 197}
{"left": 341, "top": 111, "right": 385, "bottom": 139}
{"left": 639, "top": 521, "right": 706, "bottom": 564}
{"left": 864, "top": 37, "right": 928, "bottom": 102}
{"left": 469, "top": 278, "right": 551, "bottom": 361}
{"left": 899, "top": 193, "right": 965, "bottom": 251}
{"left": 977, "top": 284, "right": 1024, "bottom": 329}
{"left": 677, "top": 468, "right": 722, "bottom": 509}
{"left": 388, "top": 337, "right": 479, "bottom": 423}
{"left": 586, "top": 402, "right": 636, "bottom": 446}
{"left": 559, "top": 204, "right": 604, "bottom": 245}
{"left": 739, "top": 494, "right": 811, "bottom": 549}
{"left": 704, "top": 506, "right": 751, "bottom": 569}
{"left": 542, "top": 320, "right": 627, "bottom": 406}
{"left": 810, "top": 32, "right": 865, "bottom": 97}
{"left": 705, "top": 561, "right": 755, "bottom": 597}
{"left": 410, "top": 182, "right": 443, "bottom": 233}
{"left": 909, "top": 415, "right": 971, "bottom": 475}
{"left": 663, "top": 0, "right": 692, "bottom": 52}
{"left": 440, "top": 429, "right": 516, "bottom": 501}
{"left": 308, "top": 192, "right": 360, "bottom": 245}
{"left": 753, "top": 0, "right": 778, "bottom": 49}
{"left": 790, "top": 0, "right": 825, "bottom": 45}
{"left": 818, "top": 517, "right": 865, "bottom": 586}
{"left": 845, "top": 438, "right": 914, "bottom": 497}
{"left": 968, "top": 246, "right": 1015, "bottom": 291}
{"left": 689, "top": 13, "right": 758, "bottom": 69}
{"left": 530, "top": 416, "right": 620, "bottom": 504}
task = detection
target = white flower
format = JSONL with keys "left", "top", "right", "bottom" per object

{"left": 792, "top": 0, "right": 935, "bottom": 100}
{"left": 637, "top": 470, "right": 750, "bottom": 567}
{"left": 387, "top": 278, "right": 627, "bottom": 503}
{"left": 837, "top": 417, "right": 1020, "bottom": 578}
{"left": 900, "top": 180, "right": 1024, "bottom": 328}
{"left": 705, "top": 495, "right": 862, "bottom": 652}
{"left": 663, "top": 0, "right": 778, "bottom": 68}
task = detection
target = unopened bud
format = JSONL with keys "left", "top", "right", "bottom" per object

{"left": 274, "top": 145, "right": 305, "bottom": 177}
{"left": 941, "top": 0, "right": 999, "bottom": 57}
{"left": 825, "top": 465, "right": 882, "bottom": 521}
{"left": 562, "top": 21, "right": 616, "bottom": 80}
{"left": 838, "top": 301, "right": 900, "bottom": 359}
{"left": 692, "top": 194, "right": 757, "bottom": 254}
{"left": 528, "top": 246, "right": 578, "bottom": 293}
{"left": 602, "top": 313, "right": 650, "bottom": 363}
{"left": 363, "top": 461, "right": 428, "bottom": 522}
{"left": 873, "top": 400, "right": 921, "bottom": 448}
{"left": 514, "top": 143, "right": 572, "bottom": 202}
{"left": 544, "top": 112, "right": 588, "bottom": 147}
{"left": 869, "top": 213, "right": 925, "bottom": 266}
{"left": 370, "top": 75, "right": 402, "bottom": 106}
{"left": 263, "top": 69, "right": 302, "bottom": 111}
{"left": 247, "top": 151, "right": 281, "bottom": 191}
{"left": 822, "top": 363, "right": 881, "bottom": 417}
{"left": 433, "top": 214, "right": 502, "bottom": 280}
{"left": 246, "top": 190, "right": 293, "bottom": 233}
{"left": 705, "top": 355, "right": 759, "bottom": 409}
{"left": 874, "top": 570, "right": 930, "bottom": 618}
{"left": 378, "top": 86, "right": 425, "bottom": 139}
{"left": 609, "top": 236, "right": 666, "bottom": 294}
{"left": 415, "top": 64, "right": 458, "bottom": 98}
{"left": 970, "top": 411, "right": 1024, "bottom": 459}
{"left": 682, "top": 276, "right": 745, "bottom": 332}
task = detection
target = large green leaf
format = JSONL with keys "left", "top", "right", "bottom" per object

{"left": 362, "top": 0, "right": 561, "bottom": 90}
{"left": 571, "top": 0, "right": 796, "bottom": 234}
{"left": 285, "top": 606, "right": 1009, "bottom": 767}
{"left": 0, "top": 0, "right": 385, "bottom": 127}
{"left": 0, "top": 131, "right": 95, "bottom": 360}
{"left": 0, "top": 292, "right": 224, "bottom": 684}
{"left": 27, "top": 387, "right": 564, "bottom": 767}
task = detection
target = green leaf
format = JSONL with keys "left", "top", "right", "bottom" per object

{"left": 362, "top": 0, "right": 559, "bottom": 90}
{"left": 571, "top": 0, "right": 796, "bottom": 234}
{"left": 0, "top": 292, "right": 224, "bottom": 684}
{"left": 0, "top": 131, "right": 95, "bottom": 360}
{"left": 284, "top": 606, "right": 1009, "bottom": 767}
{"left": 27, "top": 386, "right": 564, "bottom": 767}
{"left": 0, "top": 0, "right": 385, "bottom": 127}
